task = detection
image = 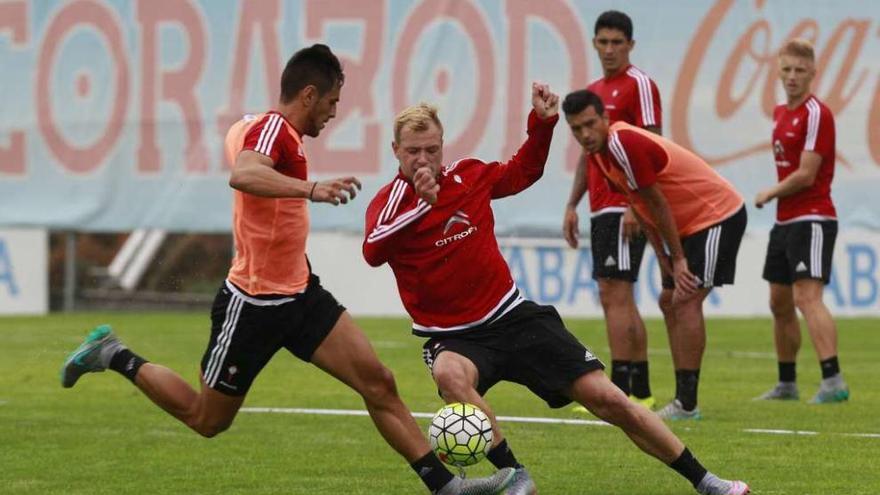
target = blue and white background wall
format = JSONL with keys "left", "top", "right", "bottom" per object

{"left": 1, "top": 1, "right": 879, "bottom": 314}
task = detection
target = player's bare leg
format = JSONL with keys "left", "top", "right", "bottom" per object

{"left": 431, "top": 351, "right": 505, "bottom": 445}
{"left": 792, "top": 280, "right": 836, "bottom": 359}
{"left": 431, "top": 351, "right": 534, "bottom": 493}
{"left": 671, "top": 288, "right": 710, "bottom": 369}
{"left": 134, "top": 365, "right": 244, "bottom": 437}
{"left": 599, "top": 279, "right": 637, "bottom": 394}
{"left": 569, "top": 370, "right": 750, "bottom": 494}
{"left": 312, "top": 312, "right": 516, "bottom": 494}
{"left": 658, "top": 289, "right": 682, "bottom": 368}
{"left": 770, "top": 283, "right": 802, "bottom": 360}
{"left": 598, "top": 278, "right": 653, "bottom": 407}
{"left": 757, "top": 283, "right": 801, "bottom": 400}
{"left": 311, "top": 311, "right": 428, "bottom": 461}
{"left": 658, "top": 288, "right": 710, "bottom": 420}
{"left": 570, "top": 370, "right": 681, "bottom": 459}
{"left": 792, "top": 279, "right": 848, "bottom": 403}
{"left": 61, "top": 324, "right": 244, "bottom": 437}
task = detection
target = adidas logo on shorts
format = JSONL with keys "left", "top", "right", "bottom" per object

{"left": 796, "top": 261, "right": 808, "bottom": 272}
{"left": 604, "top": 255, "right": 616, "bottom": 267}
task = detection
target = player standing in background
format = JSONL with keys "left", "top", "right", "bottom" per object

{"left": 563, "top": 10, "right": 658, "bottom": 408}
{"left": 754, "top": 39, "right": 849, "bottom": 404}
{"left": 60, "top": 44, "right": 514, "bottom": 495}
{"left": 563, "top": 90, "right": 748, "bottom": 422}
{"left": 364, "top": 84, "right": 749, "bottom": 495}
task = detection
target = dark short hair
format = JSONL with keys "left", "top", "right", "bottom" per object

{"left": 279, "top": 44, "right": 344, "bottom": 103}
{"left": 594, "top": 10, "right": 633, "bottom": 40}
{"left": 562, "top": 90, "right": 605, "bottom": 116}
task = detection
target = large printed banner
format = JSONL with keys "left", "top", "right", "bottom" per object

{"left": 1, "top": 0, "right": 879, "bottom": 232}
{"left": 309, "top": 231, "right": 880, "bottom": 317}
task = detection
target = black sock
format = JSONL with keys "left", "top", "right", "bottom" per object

{"left": 674, "top": 369, "right": 700, "bottom": 411}
{"left": 820, "top": 356, "right": 840, "bottom": 379}
{"left": 778, "top": 361, "right": 796, "bottom": 383}
{"left": 109, "top": 349, "right": 148, "bottom": 383}
{"left": 486, "top": 438, "right": 522, "bottom": 469}
{"left": 669, "top": 447, "right": 708, "bottom": 488}
{"left": 630, "top": 361, "right": 651, "bottom": 398}
{"left": 411, "top": 452, "right": 454, "bottom": 493}
{"left": 610, "top": 360, "right": 632, "bottom": 395}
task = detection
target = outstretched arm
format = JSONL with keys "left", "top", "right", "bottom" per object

{"left": 230, "top": 150, "right": 361, "bottom": 205}
{"left": 490, "top": 82, "right": 560, "bottom": 198}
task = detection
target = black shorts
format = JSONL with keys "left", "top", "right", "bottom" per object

{"left": 201, "top": 274, "right": 345, "bottom": 396}
{"left": 662, "top": 206, "right": 747, "bottom": 290}
{"left": 763, "top": 220, "right": 837, "bottom": 285}
{"left": 421, "top": 301, "right": 604, "bottom": 409}
{"left": 591, "top": 211, "right": 647, "bottom": 282}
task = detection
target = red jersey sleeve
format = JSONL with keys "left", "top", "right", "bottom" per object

{"left": 633, "top": 78, "right": 662, "bottom": 129}
{"left": 805, "top": 103, "right": 834, "bottom": 160}
{"left": 363, "top": 178, "right": 431, "bottom": 266}
{"left": 607, "top": 129, "right": 666, "bottom": 190}
{"left": 488, "top": 110, "right": 558, "bottom": 198}
{"left": 241, "top": 113, "right": 291, "bottom": 164}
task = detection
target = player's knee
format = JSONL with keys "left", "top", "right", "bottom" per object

{"left": 792, "top": 290, "right": 821, "bottom": 313}
{"left": 190, "top": 417, "right": 233, "bottom": 438}
{"left": 658, "top": 291, "right": 676, "bottom": 314}
{"left": 433, "top": 367, "right": 472, "bottom": 398}
{"left": 359, "top": 365, "right": 400, "bottom": 403}
{"left": 599, "top": 281, "right": 632, "bottom": 308}
{"left": 599, "top": 289, "right": 624, "bottom": 311}
{"left": 769, "top": 295, "right": 796, "bottom": 318}
{"left": 585, "top": 387, "right": 631, "bottom": 422}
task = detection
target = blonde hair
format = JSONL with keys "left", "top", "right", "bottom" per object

{"left": 394, "top": 103, "right": 443, "bottom": 143}
{"left": 779, "top": 38, "right": 815, "bottom": 62}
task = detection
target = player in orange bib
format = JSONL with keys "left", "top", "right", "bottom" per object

{"left": 562, "top": 90, "right": 748, "bottom": 424}
{"left": 60, "top": 44, "right": 514, "bottom": 495}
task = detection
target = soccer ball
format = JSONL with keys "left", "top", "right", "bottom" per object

{"left": 428, "top": 402, "right": 493, "bottom": 467}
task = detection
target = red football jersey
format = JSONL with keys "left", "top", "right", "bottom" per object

{"left": 363, "top": 111, "right": 557, "bottom": 336}
{"left": 585, "top": 65, "right": 662, "bottom": 214}
{"left": 772, "top": 95, "right": 836, "bottom": 222}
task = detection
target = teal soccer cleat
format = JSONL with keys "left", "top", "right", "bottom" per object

{"left": 657, "top": 399, "right": 702, "bottom": 421}
{"left": 437, "top": 467, "right": 516, "bottom": 495}
{"left": 504, "top": 468, "right": 537, "bottom": 495}
{"left": 60, "top": 325, "right": 124, "bottom": 388}
{"left": 809, "top": 381, "right": 850, "bottom": 404}
{"left": 754, "top": 382, "right": 799, "bottom": 401}
{"left": 697, "top": 474, "right": 750, "bottom": 495}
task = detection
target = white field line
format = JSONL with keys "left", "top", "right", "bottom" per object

{"left": 241, "top": 407, "right": 879, "bottom": 439}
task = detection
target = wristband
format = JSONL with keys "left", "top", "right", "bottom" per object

{"left": 308, "top": 181, "right": 317, "bottom": 200}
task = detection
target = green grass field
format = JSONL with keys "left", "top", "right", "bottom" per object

{"left": 1, "top": 313, "right": 878, "bottom": 494}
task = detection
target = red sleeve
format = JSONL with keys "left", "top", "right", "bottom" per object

{"left": 806, "top": 105, "right": 835, "bottom": 159}
{"left": 631, "top": 76, "right": 662, "bottom": 129}
{"left": 488, "top": 110, "right": 558, "bottom": 198}
{"left": 241, "top": 113, "right": 290, "bottom": 164}
{"left": 607, "top": 129, "right": 666, "bottom": 190}
{"left": 363, "top": 179, "right": 431, "bottom": 267}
